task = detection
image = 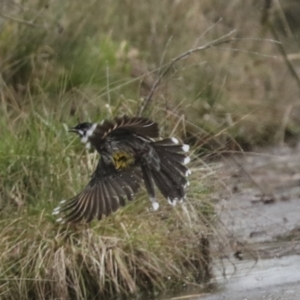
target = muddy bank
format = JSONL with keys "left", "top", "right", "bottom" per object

{"left": 216, "top": 145, "right": 300, "bottom": 251}
{"left": 204, "top": 145, "right": 300, "bottom": 299}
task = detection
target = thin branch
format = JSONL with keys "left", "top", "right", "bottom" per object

{"left": 0, "top": 12, "right": 40, "bottom": 28}
{"left": 262, "top": 2, "right": 300, "bottom": 91}
{"left": 260, "top": 0, "right": 300, "bottom": 94}
{"left": 138, "top": 30, "right": 237, "bottom": 116}
{"left": 192, "top": 17, "right": 223, "bottom": 48}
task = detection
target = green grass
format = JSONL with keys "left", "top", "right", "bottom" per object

{"left": 0, "top": 95, "right": 215, "bottom": 298}
{"left": 2, "top": 0, "right": 300, "bottom": 147}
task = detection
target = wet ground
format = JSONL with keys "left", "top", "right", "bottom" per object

{"left": 203, "top": 145, "right": 300, "bottom": 299}
{"left": 162, "top": 145, "right": 300, "bottom": 300}
{"left": 204, "top": 255, "right": 300, "bottom": 300}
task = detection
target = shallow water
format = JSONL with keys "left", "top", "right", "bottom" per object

{"left": 202, "top": 255, "right": 300, "bottom": 300}
{"left": 163, "top": 254, "right": 300, "bottom": 300}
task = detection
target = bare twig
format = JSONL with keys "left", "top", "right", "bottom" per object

{"left": 137, "top": 30, "right": 237, "bottom": 116}
{"left": 0, "top": 12, "right": 40, "bottom": 28}
{"left": 274, "top": 0, "right": 293, "bottom": 38}
{"left": 271, "top": 31, "right": 300, "bottom": 89}
{"left": 261, "top": 0, "right": 273, "bottom": 25}
{"left": 262, "top": 2, "right": 300, "bottom": 92}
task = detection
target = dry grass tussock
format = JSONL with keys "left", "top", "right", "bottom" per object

{"left": 0, "top": 152, "right": 216, "bottom": 299}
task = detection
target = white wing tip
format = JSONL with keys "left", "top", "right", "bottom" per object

{"left": 52, "top": 209, "right": 60, "bottom": 215}
{"left": 171, "top": 137, "right": 179, "bottom": 144}
{"left": 184, "top": 181, "right": 190, "bottom": 188}
{"left": 168, "top": 198, "right": 177, "bottom": 206}
{"left": 182, "top": 144, "right": 190, "bottom": 152}
{"left": 185, "top": 169, "right": 192, "bottom": 176}
{"left": 60, "top": 199, "right": 66, "bottom": 204}
{"left": 56, "top": 217, "right": 65, "bottom": 224}
{"left": 184, "top": 156, "right": 191, "bottom": 165}
{"left": 152, "top": 201, "right": 160, "bottom": 211}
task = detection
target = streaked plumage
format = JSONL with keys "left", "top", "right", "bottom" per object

{"left": 53, "top": 116, "right": 191, "bottom": 223}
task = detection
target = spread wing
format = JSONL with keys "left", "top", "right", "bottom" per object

{"left": 53, "top": 158, "right": 142, "bottom": 223}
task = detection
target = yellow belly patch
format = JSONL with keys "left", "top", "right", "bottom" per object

{"left": 112, "top": 151, "right": 134, "bottom": 169}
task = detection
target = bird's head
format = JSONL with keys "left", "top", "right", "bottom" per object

{"left": 69, "top": 122, "right": 97, "bottom": 144}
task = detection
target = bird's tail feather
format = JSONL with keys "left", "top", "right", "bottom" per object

{"left": 142, "top": 138, "right": 191, "bottom": 208}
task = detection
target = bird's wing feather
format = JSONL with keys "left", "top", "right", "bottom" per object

{"left": 99, "top": 116, "right": 159, "bottom": 139}
{"left": 55, "top": 158, "right": 142, "bottom": 223}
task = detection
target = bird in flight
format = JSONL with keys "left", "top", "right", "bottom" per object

{"left": 53, "top": 116, "right": 191, "bottom": 223}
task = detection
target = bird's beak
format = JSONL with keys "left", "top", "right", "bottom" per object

{"left": 68, "top": 128, "right": 78, "bottom": 133}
